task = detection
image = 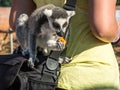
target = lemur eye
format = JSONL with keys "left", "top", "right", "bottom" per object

{"left": 63, "top": 22, "right": 67, "bottom": 28}
{"left": 53, "top": 22, "right": 60, "bottom": 29}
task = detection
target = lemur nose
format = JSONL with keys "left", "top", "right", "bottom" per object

{"left": 56, "top": 29, "right": 64, "bottom": 37}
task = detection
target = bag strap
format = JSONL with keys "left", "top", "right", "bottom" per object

{"left": 0, "top": 54, "right": 26, "bottom": 90}
{"left": 63, "top": 0, "right": 77, "bottom": 45}
{"left": 39, "top": 1, "right": 77, "bottom": 89}
{"left": 56, "top": 0, "right": 77, "bottom": 40}
{"left": 63, "top": 0, "right": 77, "bottom": 10}
{"left": 42, "top": 0, "right": 78, "bottom": 80}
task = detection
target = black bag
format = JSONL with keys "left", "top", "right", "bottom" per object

{"left": 0, "top": 54, "right": 26, "bottom": 90}
{"left": 0, "top": 47, "right": 60, "bottom": 90}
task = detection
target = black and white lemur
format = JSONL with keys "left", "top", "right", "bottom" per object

{"left": 16, "top": 4, "right": 75, "bottom": 67}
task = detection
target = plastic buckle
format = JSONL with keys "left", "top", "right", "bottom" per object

{"left": 46, "top": 57, "right": 59, "bottom": 71}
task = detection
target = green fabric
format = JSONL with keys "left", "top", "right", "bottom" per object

{"left": 33, "top": 0, "right": 120, "bottom": 89}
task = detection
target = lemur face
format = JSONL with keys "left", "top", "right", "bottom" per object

{"left": 52, "top": 18, "right": 68, "bottom": 35}
{"left": 43, "top": 7, "right": 75, "bottom": 36}
{"left": 39, "top": 21, "right": 64, "bottom": 51}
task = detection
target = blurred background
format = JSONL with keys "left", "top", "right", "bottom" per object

{"left": 0, "top": 0, "right": 18, "bottom": 54}
{"left": 0, "top": 0, "right": 11, "bottom": 7}
{"left": 117, "top": 0, "right": 120, "bottom": 5}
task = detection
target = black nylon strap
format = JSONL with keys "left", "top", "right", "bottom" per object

{"left": 63, "top": 0, "right": 77, "bottom": 10}
{"left": 41, "top": 0, "right": 77, "bottom": 82}
{"left": 37, "top": 1, "right": 77, "bottom": 89}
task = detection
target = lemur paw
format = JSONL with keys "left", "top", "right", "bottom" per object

{"left": 57, "top": 40, "right": 65, "bottom": 51}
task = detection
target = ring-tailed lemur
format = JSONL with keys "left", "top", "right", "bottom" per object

{"left": 16, "top": 4, "right": 75, "bottom": 67}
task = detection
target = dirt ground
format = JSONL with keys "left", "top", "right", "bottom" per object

{"left": 0, "top": 32, "right": 18, "bottom": 54}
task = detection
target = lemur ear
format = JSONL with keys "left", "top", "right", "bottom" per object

{"left": 43, "top": 9, "right": 53, "bottom": 17}
{"left": 66, "top": 11, "right": 75, "bottom": 17}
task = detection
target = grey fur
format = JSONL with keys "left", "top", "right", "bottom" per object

{"left": 16, "top": 4, "right": 75, "bottom": 67}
